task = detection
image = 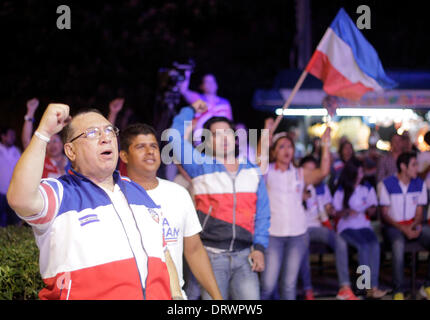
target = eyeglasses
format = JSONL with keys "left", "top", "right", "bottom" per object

{"left": 69, "top": 125, "right": 119, "bottom": 143}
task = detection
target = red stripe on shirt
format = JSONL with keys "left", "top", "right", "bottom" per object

{"left": 30, "top": 183, "right": 57, "bottom": 225}
{"left": 39, "top": 258, "right": 145, "bottom": 300}
{"left": 195, "top": 192, "right": 258, "bottom": 234}
{"left": 39, "top": 257, "right": 171, "bottom": 300}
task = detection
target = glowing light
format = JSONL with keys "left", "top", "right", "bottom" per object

{"left": 275, "top": 108, "right": 328, "bottom": 116}
{"left": 275, "top": 108, "right": 418, "bottom": 120}
{"left": 376, "top": 140, "right": 391, "bottom": 151}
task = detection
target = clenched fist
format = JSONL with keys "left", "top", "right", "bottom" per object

{"left": 36, "top": 103, "right": 71, "bottom": 139}
{"left": 26, "top": 98, "right": 39, "bottom": 115}
{"left": 191, "top": 99, "right": 208, "bottom": 114}
{"left": 109, "top": 98, "right": 124, "bottom": 114}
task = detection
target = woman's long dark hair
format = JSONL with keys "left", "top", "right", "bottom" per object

{"left": 338, "top": 140, "right": 355, "bottom": 163}
{"left": 337, "top": 157, "right": 363, "bottom": 209}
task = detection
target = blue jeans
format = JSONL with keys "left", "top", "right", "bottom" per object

{"left": 261, "top": 233, "right": 309, "bottom": 300}
{"left": 384, "top": 224, "right": 430, "bottom": 293}
{"left": 340, "top": 228, "right": 381, "bottom": 288}
{"left": 299, "top": 227, "right": 351, "bottom": 290}
{"left": 200, "top": 247, "right": 260, "bottom": 300}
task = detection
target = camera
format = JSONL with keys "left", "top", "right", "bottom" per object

{"left": 156, "top": 59, "right": 195, "bottom": 108}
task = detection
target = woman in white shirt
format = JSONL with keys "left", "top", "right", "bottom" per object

{"left": 260, "top": 129, "right": 331, "bottom": 300}
{"left": 333, "top": 158, "right": 387, "bottom": 299}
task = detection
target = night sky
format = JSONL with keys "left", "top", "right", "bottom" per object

{"left": 1, "top": 0, "right": 429, "bottom": 145}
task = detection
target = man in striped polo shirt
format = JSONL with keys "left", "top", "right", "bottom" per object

{"left": 378, "top": 152, "right": 430, "bottom": 300}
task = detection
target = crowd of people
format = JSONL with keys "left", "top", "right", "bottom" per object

{"left": 1, "top": 72, "right": 430, "bottom": 301}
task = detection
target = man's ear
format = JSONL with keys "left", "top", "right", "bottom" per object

{"left": 119, "top": 150, "right": 128, "bottom": 164}
{"left": 64, "top": 143, "right": 76, "bottom": 162}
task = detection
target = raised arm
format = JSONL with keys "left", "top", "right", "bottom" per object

{"left": 21, "top": 98, "right": 39, "bottom": 149}
{"left": 165, "top": 100, "right": 208, "bottom": 177}
{"left": 7, "top": 103, "right": 70, "bottom": 217}
{"left": 107, "top": 98, "right": 124, "bottom": 126}
{"left": 179, "top": 70, "right": 201, "bottom": 104}
{"left": 304, "top": 127, "right": 331, "bottom": 186}
{"left": 256, "top": 118, "right": 274, "bottom": 174}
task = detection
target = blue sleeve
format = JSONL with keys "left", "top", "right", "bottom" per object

{"left": 253, "top": 172, "right": 271, "bottom": 252}
{"left": 166, "top": 106, "right": 207, "bottom": 178}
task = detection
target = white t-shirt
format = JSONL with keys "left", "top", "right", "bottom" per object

{"left": 100, "top": 184, "right": 157, "bottom": 288}
{"left": 146, "top": 178, "right": 202, "bottom": 297}
{"left": 0, "top": 144, "right": 21, "bottom": 194}
{"left": 333, "top": 184, "right": 378, "bottom": 234}
{"left": 304, "top": 183, "right": 332, "bottom": 228}
{"left": 265, "top": 163, "right": 307, "bottom": 237}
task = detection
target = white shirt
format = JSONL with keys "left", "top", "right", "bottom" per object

{"left": 146, "top": 178, "right": 202, "bottom": 298}
{"left": 0, "top": 144, "right": 21, "bottom": 194}
{"left": 333, "top": 184, "right": 377, "bottom": 234}
{"left": 377, "top": 175, "right": 427, "bottom": 223}
{"left": 100, "top": 184, "right": 154, "bottom": 286}
{"left": 304, "top": 183, "right": 332, "bottom": 228}
{"left": 265, "top": 163, "right": 307, "bottom": 237}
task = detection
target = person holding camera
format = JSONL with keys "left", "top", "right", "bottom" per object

{"left": 179, "top": 71, "right": 233, "bottom": 145}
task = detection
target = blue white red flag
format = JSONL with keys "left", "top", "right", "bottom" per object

{"left": 305, "top": 8, "right": 397, "bottom": 101}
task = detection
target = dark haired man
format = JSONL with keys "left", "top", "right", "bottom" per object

{"left": 119, "top": 123, "right": 222, "bottom": 300}
{"left": 7, "top": 104, "right": 171, "bottom": 300}
{"left": 378, "top": 152, "right": 430, "bottom": 300}
{"left": 167, "top": 100, "right": 270, "bottom": 300}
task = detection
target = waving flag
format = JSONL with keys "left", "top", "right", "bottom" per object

{"left": 305, "top": 8, "right": 397, "bottom": 101}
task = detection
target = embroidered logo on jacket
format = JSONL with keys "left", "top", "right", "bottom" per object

{"left": 78, "top": 214, "right": 100, "bottom": 227}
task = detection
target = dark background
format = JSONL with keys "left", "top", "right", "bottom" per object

{"left": 1, "top": 0, "right": 429, "bottom": 146}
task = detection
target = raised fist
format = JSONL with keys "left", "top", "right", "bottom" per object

{"left": 26, "top": 98, "right": 39, "bottom": 115}
{"left": 321, "top": 126, "right": 331, "bottom": 144}
{"left": 109, "top": 98, "right": 124, "bottom": 114}
{"left": 264, "top": 118, "right": 274, "bottom": 130}
{"left": 36, "top": 103, "right": 71, "bottom": 139}
{"left": 191, "top": 99, "right": 208, "bottom": 114}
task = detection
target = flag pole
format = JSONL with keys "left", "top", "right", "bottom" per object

{"left": 270, "top": 69, "right": 309, "bottom": 135}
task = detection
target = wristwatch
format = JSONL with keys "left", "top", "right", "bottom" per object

{"left": 24, "top": 115, "right": 34, "bottom": 122}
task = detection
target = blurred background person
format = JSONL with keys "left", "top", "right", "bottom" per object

{"left": 377, "top": 133, "right": 404, "bottom": 183}
{"left": 179, "top": 70, "right": 233, "bottom": 145}
{"left": 333, "top": 158, "right": 387, "bottom": 299}
{"left": 298, "top": 155, "right": 354, "bottom": 300}
{"left": 328, "top": 139, "right": 356, "bottom": 194}
{"left": 21, "top": 98, "right": 69, "bottom": 179}
{"left": 260, "top": 128, "right": 331, "bottom": 300}
{"left": 0, "top": 125, "right": 21, "bottom": 227}
{"left": 378, "top": 152, "right": 430, "bottom": 300}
